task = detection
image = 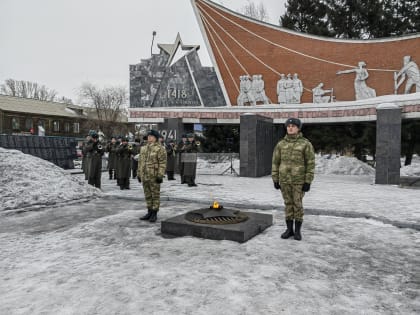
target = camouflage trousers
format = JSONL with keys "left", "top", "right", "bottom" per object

{"left": 142, "top": 180, "right": 161, "bottom": 211}
{"left": 280, "top": 184, "right": 305, "bottom": 221}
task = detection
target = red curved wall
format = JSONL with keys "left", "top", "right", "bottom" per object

{"left": 194, "top": 0, "right": 420, "bottom": 104}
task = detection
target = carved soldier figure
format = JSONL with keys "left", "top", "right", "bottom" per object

{"left": 252, "top": 74, "right": 270, "bottom": 104}
{"left": 395, "top": 55, "right": 420, "bottom": 94}
{"left": 284, "top": 74, "right": 294, "bottom": 103}
{"left": 276, "top": 73, "right": 286, "bottom": 104}
{"left": 237, "top": 75, "right": 256, "bottom": 106}
{"left": 292, "top": 73, "right": 303, "bottom": 103}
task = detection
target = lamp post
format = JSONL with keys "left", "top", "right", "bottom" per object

{"left": 151, "top": 31, "right": 156, "bottom": 56}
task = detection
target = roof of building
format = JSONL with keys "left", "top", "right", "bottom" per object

{"left": 0, "top": 94, "right": 129, "bottom": 122}
{"left": 0, "top": 94, "right": 83, "bottom": 118}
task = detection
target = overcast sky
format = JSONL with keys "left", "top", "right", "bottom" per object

{"left": 0, "top": 0, "right": 286, "bottom": 103}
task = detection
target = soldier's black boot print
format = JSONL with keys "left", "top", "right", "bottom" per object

{"left": 294, "top": 220, "right": 302, "bottom": 241}
{"left": 140, "top": 209, "right": 152, "bottom": 220}
{"left": 149, "top": 210, "right": 158, "bottom": 223}
{"left": 281, "top": 220, "right": 294, "bottom": 239}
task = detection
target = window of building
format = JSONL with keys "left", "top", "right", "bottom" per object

{"left": 11, "top": 117, "right": 20, "bottom": 130}
{"left": 53, "top": 120, "right": 60, "bottom": 132}
{"left": 64, "top": 122, "right": 70, "bottom": 133}
{"left": 25, "top": 118, "right": 33, "bottom": 130}
{"left": 73, "top": 122, "right": 80, "bottom": 133}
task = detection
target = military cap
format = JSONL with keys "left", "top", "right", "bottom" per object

{"left": 147, "top": 129, "right": 160, "bottom": 139}
{"left": 91, "top": 132, "right": 99, "bottom": 139}
{"left": 186, "top": 133, "right": 194, "bottom": 138}
{"left": 122, "top": 136, "right": 129, "bottom": 142}
{"left": 285, "top": 118, "right": 302, "bottom": 129}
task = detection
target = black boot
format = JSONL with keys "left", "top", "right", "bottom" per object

{"left": 149, "top": 210, "right": 158, "bottom": 223}
{"left": 294, "top": 221, "right": 303, "bottom": 241}
{"left": 109, "top": 170, "right": 113, "bottom": 180}
{"left": 140, "top": 209, "right": 152, "bottom": 220}
{"left": 281, "top": 220, "right": 294, "bottom": 239}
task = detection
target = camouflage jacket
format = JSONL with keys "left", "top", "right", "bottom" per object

{"left": 137, "top": 142, "right": 167, "bottom": 181}
{"left": 271, "top": 132, "right": 315, "bottom": 185}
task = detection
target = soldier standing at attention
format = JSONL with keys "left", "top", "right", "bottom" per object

{"left": 106, "top": 137, "right": 118, "bottom": 180}
{"left": 165, "top": 138, "right": 176, "bottom": 180}
{"left": 183, "top": 133, "right": 200, "bottom": 187}
{"left": 176, "top": 134, "right": 188, "bottom": 184}
{"left": 272, "top": 118, "right": 315, "bottom": 241}
{"left": 85, "top": 132, "right": 105, "bottom": 189}
{"left": 138, "top": 130, "right": 167, "bottom": 223}
{"left": 131, "top": 139, "right": 140, "bottom": 179}
{"left": 81, "top": 134, "right": 91, "bottom": 180}
{"left": 116, "top": 137, "right": 133, "bottom": 190}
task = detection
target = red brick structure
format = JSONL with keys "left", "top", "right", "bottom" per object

{"left": 191, "top": 0, "right": 420, "bottom": 105}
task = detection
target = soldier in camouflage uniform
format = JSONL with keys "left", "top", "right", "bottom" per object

{"left": 137, "top": 129, "right": 167, "bottom": 223}
{"left": 272, "top": 118, "right": 315, "bottom": 241}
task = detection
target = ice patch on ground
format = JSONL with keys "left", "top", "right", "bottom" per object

{"left": 0, "top": 147, "right": 101, "bottom": 211}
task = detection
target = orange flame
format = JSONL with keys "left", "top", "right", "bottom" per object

{"left": 212, "top": 201, "right": 220, "bottom": 209}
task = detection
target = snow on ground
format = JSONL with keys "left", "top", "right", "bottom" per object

{"left": 0, "top": 199, "right": 419, "bottom": 314}
{"left": 1, "top": 148, "right": 420, "bottom": 314}
{"left": 315, "top": 155, "right": 375, "bottom": 175}
{"left": 401, "top": 155, "right": 420, "bottom": 176}
{"left": 0, "top": 148, "right": 101, "bottom": 211}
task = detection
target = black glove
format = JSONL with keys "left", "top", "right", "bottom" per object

{"left": 156, "top": 176, "right": 163, "bottom": 184}
{"left": 273, "top": 181, "right": 281, "bottom": 190}
{"left": 302, "top": 183, "right": 311, "bottom": 192}
{"left": 137, "top": 176, "right": 141, "bottom": 183}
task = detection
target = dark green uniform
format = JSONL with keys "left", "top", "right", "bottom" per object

{"left": 85, "top": 140, "right": 104, "bottom": 188}
{"left": 137, "top": 142, "right": 167, "bottom": 211}
{"left": 106, "top": 141, "right": 118, "bottom": 180}
{"left": 183, "top": 139, "right": 201, "bottom": 186}
{"left": 176, "top": 139, "right": 187, "bottom": 183}
{"left": 116, "top": 143, "right": 133, "bottom": 190}
{"left": 165, "top": 141, "right": 176, "bottom": 180}
{"left": 81, "top": 140, "right": 90, "bottom": 180}
{"left": 272, "top": 132, "right": 315, "bottom": 221}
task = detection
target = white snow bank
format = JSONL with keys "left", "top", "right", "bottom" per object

{"left": 196, "top": 154, "right": 375, "bottom": 176}
{"left": 401, "top": 155, "right": 420, "bottom": 176}
{"left": 315, "top": 155, "right": 375, "bottom": 175}
{"left": 0, "top": 147, "right": 101, "bottom": 211}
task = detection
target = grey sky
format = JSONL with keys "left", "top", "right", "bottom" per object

{"left": 0, "top": 0, "right": 286, "bottom": 102}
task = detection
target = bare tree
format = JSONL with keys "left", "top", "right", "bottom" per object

{"left": 79, "top": 82, "right": 129, "bottom": 138}
{"left": 1, "top": 78, "right": 58, "bottom": 102}
{"left": 241, "top": 1, "right": 269, "bottom": 22}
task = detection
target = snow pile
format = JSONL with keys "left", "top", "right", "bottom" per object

{"left": 197, "top": 153, "right": 239, "bottom": 175}
{"left": 401, "top": 155, "right": 420, "bottom": 176}
{"left": 0, "top": 147, "right": 101, "bottom": 211}
{"left": 315, "top": 155, "right": 375, "bottom": 175}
